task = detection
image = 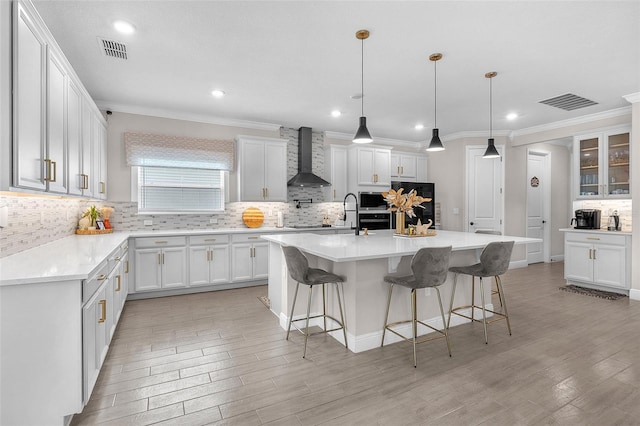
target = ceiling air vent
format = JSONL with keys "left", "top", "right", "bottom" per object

{"left": 98, "top": 37, "right": 128, "bottom": 60}
{"left": 539, "top": 93, "right": 597, "bottom": 111}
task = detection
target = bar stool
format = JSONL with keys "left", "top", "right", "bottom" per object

{"left": 282, "top": 246, "right": 347, "bottom": 358}
{"left": 447, "top": 241, "right": 514, "bottom": 344}
{"left": 381, "top": 246, "right": 452, "bottom": 368}
{"left": 475, "top": 230, "right": 503, "bottom": 306}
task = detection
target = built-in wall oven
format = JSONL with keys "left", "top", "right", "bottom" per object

{"left": 358, "top": 212, "right": 391, "bottom": 230}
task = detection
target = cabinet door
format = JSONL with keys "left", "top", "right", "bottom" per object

{"left": 161, "top": 247, "right": 187, "bottom": 288}
{"left": 373, "top": 149, "right": 391, "bottom": 186}
{"left": 94, "top": 285, "right": 109, "bottom": 372}
{"left": 564, "top": 241, "right": 593, "bottom": 282}
{"left": 14, "top": 5, "right": 47, "bottom": 191}
{"left": 46, "top": 51, "right": 67, "bottom": 194}
{"left": 231, "top": 243, "right": 253, "bottom": 281}
{"left": 390, "top": 154, "right": 400, "bottom": 178}
{"left": 329, "top": 146, "right": 348, "bottom": 201}
{"left": 189, "top": 246, "right": 211, "bottom": 286}
{"left": 399, "top": 155, "right": 417, "bottom": 180}
{"left": 210, "top": 245, "right": 230, "bottom": 284}
{"left": 67, "top": 80, "right": 83, "bottom": 195}
{"left": 82, "top": 288, "right": 100, "bottom": 402}
{"left": 106, "top": 272, "right": 116, "bottom": 340}
{"left": 357, "top": 148, "right": 376, "bottom": 185}
{"left": 575, "top": 135, "right": 601, "bottom": 198}
{"left": 593, "top": 244, "right": 626, "bottom": 288}
{"left": 239, "top": 140, "right": 266, "bottom": 201}
{"left": 135, "top": 249, "right": 162, "bottom": 291}
{"left": 604, "top": 132, "right": 630, "bottom": 197}
{"left": 81, "top": 99, "right": 94, "bottom": 197}
{"left": 113, "top": 262, "right": 125, "bottom": 323}
{"left": 93, "top": 118, "right": 107, "bottom": 200}
{"left": 416, "top": 155, "right": 428, "bottom": 182}
{"left": 122, "top": 251, "right": 130, "bottom": 303}
{"left": 253, "top": 242, "right": 269, "bottom": 280}
{"left": 264, "top": 142, "right": 287, "bottom": 201}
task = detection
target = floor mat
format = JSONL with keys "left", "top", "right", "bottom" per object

{"left": 258, "top": 296, "right": 270, "bottom": 309}
{"left": 559, "top": 285, "right": 626, "bottom": 300}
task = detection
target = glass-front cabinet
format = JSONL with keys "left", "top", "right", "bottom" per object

{"left": 574, "top": 127, "right": 630, "bottom": 199}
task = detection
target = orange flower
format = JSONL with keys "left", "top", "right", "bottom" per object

{"left": 381, "top": 188, "right": 432, "bottom": 218}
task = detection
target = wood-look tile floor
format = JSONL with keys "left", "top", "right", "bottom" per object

{"left": 72, "top": 262, "right": 640, "bottom": 425}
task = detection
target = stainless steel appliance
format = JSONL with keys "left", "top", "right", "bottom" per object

{"left": 358, "top": 212, "right": 391, "bottom": 230}
{"left": 572, "top": 209, "right": 601, "bottom": 229}
{"left": 391, "top": 181, "right": 435, "bottom": 228}
{"left": 358, "top": 192, "right": 387, "bottom": 210}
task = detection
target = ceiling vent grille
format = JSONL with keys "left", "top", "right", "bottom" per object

{"left": 539, "top": 93, "right": 597, "bottom": 111}
{"left": 98, "top": 37, "right": 128, "bottom": 60}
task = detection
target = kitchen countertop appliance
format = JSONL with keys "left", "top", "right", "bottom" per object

{"left": 572, "top": 209, "right": 601, "bottom": 229}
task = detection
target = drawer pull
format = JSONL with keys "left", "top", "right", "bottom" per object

{"left": 114, "top": 256, "right": 121, "bottom": 261}
{"left": 586, "top": 237, "right": 600, "bottom": 241}
{"left": 248, "top": 236, "right": 259, "bottom": 240}
{"left": 125, "top": 260, "right": 129, "bottom": 274}
{"left": 155, "top": 241, "right": 168, "bottom": 244}
{"left": 97, "top": 274, "right": 107, "bottom": 281}
{"left": 98, "top": 300, "right": 106, "bottom": 323}
{"left": 115, "top": 275, "right": 121, "bottom": 291}
{"left": 204, "top": 238, "right": 217, "bottom": 242}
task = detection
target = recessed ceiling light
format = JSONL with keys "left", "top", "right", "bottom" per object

{"left": 414, "top": 124, "right": 425, "bottom": 130}
{"left": 211, "top": 89, "right": 226, "bottom": 98}
{"left": 113, "top": 20, "right": 135, "bottom": 34}
{"left": 506, "top": 112, "right": 518, "bottom": 120}
{"left": 331, "top": 110, "right": 342, "bottom": 117}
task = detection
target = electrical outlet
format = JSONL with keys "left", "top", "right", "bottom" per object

{"left": 452, "top": 207, "right": 460, "bottom": 215}
{"left": 424, "top": 288, "right": 431, "bottom": 296}
{"left": 209, "top": 218, "right": 218, "bottom": 224}
{"left": 144, "top": 219, "right": 153, "bottom": 226}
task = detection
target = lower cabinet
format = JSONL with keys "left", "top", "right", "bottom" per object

{"left": 189, "top": 235, "right": 230, "bottom": 286}
{"left": 231, "top": 235, "right": 269, "bottom": 281}
{"left": 134, "top": 237, "right": 187, "bottom": 292}
{"left": 564, "top": 231, "right": 630, "bottom": 291}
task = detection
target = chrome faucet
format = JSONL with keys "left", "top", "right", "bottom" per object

{"left": 343, "top": 193, "right": 359, "bottom": 235}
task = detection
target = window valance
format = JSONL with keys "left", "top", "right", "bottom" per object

{"left": 125, "top": 132, "right": 235, "bottom": 171}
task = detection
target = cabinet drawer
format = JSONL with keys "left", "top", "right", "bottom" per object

{"left": 231, "top": 234, "right": 266, "bottom": 243}
{"left": 190, "top": 234, "right": 230, "bottom": 245}
{"left": 565, "top": 232, "right": 627, "bottom": 246}
{"left": 83, "top": 260, "right": 110, "bottom": 304}
{"left": 135, "top": 236, "right": 187, "bottom": 248}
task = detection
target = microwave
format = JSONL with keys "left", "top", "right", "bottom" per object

{"left": 359, "top": 192, "right": 388, "bottom": 210}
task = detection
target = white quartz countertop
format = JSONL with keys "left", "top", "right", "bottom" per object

{"left": 262, "top": 229, "right": 541, "bottom": 262}
{"left": 559, "top": 228, "right": 632, "bottom": 235}
{"left": 0, "top": 226, "right": 350, "bottom": 287}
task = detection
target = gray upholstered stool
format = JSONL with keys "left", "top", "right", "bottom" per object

{"left": 282, "top": 246, "right": 347, "bottom": 358}
{"left": 447, "top": 241, "right": 514, "bottom": 344}
{"left": 475, "top": 230, "right": 503, "bottom": 305}
{"left": 381, "top": 246, "right": 452, "bottom": 368}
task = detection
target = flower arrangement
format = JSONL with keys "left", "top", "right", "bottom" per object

{"left": 81, "top": 205, "right": 102, "bottom": 228}
{"left": 381, "top": 188, "right": 431, "bottom": 218}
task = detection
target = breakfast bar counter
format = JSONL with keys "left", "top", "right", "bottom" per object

{"left": 262, "top": 230, "right": 539, "bottom": 353}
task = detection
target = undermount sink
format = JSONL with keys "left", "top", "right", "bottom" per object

{"left": 289, "top": 224, "right": 327, "bottom": 229}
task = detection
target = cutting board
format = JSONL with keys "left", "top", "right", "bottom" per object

{"left": 242, "top": 207, "right": 264, "bottom": 228}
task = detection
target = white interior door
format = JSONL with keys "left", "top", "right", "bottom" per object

{"left": 527, "top": 150, "right": 550, "bottom": 263}
{"left": 466, "top": 146, "right": 503, "bottom": 233}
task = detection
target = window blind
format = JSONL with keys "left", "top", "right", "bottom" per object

{"left": 138, "top": 167, "right": 224, "bottom": 213}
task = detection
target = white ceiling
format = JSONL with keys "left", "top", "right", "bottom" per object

{"left": 33, "top": 1, "right": 639, "bottom": 144}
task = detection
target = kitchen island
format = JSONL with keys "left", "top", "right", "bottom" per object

{"left": 262, "top": 230, "right": 540, "bottom": 353}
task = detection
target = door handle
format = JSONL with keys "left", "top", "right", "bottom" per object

{"left": 470, "top": 222, "right": 474, "bottom": 226}
{"left": 542, "top": 220, "right": 546, "bottom": 224}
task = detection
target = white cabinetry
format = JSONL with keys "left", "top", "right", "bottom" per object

{"left": 564, "top": 231, "right": 631, "bottom": 292}
{"left": 574, "top": 127, "right": 631, "bottom": 199}
{"left": 348, "top": 146, "right": 391, "bottom": 189}
{"left": 324, "top": 144, "right": 348, "bottom": 201}
{"left": 390, "top": 153, "right": 417, "bottom": 181}
{"left": 134, "top": 237, "right": 187, "bottom": 292}
{"left": 189, "top": 235, "right": 230, "bottom": 286}
{"left": 237, "top": 136, "right": 288, "bottom": 201}
{"left": 231, "top": 234, "right": 269, "bottom": 281}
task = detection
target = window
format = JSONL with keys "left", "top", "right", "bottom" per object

{"left": 137, "top": 166, "right": 225, "bottom": 213}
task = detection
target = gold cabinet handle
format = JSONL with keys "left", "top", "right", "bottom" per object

{"left": 401, "top": 166, "right": 404, "bottom": 175}
{"left": 158, "top": 253, "right": 162, "bottom": 265}
{"left": 592, "top": 249, "right": 596, "bottom": 260}
{"left": 116, "top": 275, "right": 121, "bottom": 291}
{"left": 80, "top": 174, "right": 89, "bottom": 190}
{"left": 155, "top": 241, "right": 168, "bottom": 244}
{"left": 125, "top": 260, "right": 129, "bottom": 274}
{"left": 114, "top": 256, "right": 121, "bottom": 261}
{"left": 98, "top": 300, "right": 106, "bottom": 323}
{"left": 265, "top": 187, "right": 269, "bottom": 199}
{"left": 97, "top": 274, "right": 107, "bottom": 281}
{"left": 44, "top": 159, "right": 52, "bottom": 181}
{"left": 162, "top": 253, "right": 165, "bottom": 264}
{"left": 589, "top": 249, "right": 592, "bottom": 259}
{"left": 204, "top": 238, "right": 217, "bottom": 242}
{"left": 333, "top": 189, "right": 336, "bottom": 199}
{"left": 586, "top": 237, "right": 600, "bottom": 241}
{"left": 248, "top": 236, "right": 259, "bottom": 239}
{"left": 100, "top": 182, "right": 106, "bottom": 194}
{"left": 209, "top": 250, "right": 213, "bottom": 262}
{"left": 50, "top": 161, "right": 57, "bottom": 182}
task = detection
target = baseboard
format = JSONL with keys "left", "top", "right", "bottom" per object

{"left": 509, "top": 260, "right": 528, "bottom": 269}
{"left": 629, "top": 288, "right": 640, "bottom": 301}
{"left": 550, "top": 255, "right": 564, "bottom": 262}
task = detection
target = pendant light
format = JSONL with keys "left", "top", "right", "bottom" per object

{"left": 483, "top": 71, "right": 501, "bottom": 159}
{"left": 426, "top": 53, "right": 445, "bottom": 152}
{"left": 353, "top": 29, "right": 373, "bottom": 144}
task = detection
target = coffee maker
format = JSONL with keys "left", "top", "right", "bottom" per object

{"left": 572, "top": 209, "right": 601, "bottom": 229}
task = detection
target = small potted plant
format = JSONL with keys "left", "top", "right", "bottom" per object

{"left": 82, "top": 205, "right": 102, "bottom": 230}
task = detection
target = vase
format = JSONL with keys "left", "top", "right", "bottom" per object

{"left": 395, "top": 211, "right": 405, "bottom": 234}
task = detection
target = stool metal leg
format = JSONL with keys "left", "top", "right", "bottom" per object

{"left": 335, "top": 282, "right": 348, "bottom": 349}
{"left": 322, "top": 283, "right": 327, "bottom": 332}
{"left": 435, "top": 287, "right": 452, "bottom": 357}
{"left": 496, "top": 275, "right": 511, "bottom": 335}
{"left": 286, "top": 282, "right": 300, "bottom": 341}
{"left": 412, "top": 289, "right": 418, "bottom": 368}
{"left": 303, "top": 284, "right": 314, "bottom": 358}
{"left": 494, "top": 277, "right": 503, "bottom": 307}
{"left": 478, "top": 277, "right": 488, "bottom": 344}
{"left": 381, "top": 283, "right": 394, "bottom": 346}
{"left": 447, "top": 274, "right": 457, "bottom": 329}
{"left": 471, "top": 276, "right": 476, "bottom": 321}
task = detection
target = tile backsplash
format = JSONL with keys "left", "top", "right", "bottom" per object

{"left": 573, "top": 199, "right": 632, "bottom": 231}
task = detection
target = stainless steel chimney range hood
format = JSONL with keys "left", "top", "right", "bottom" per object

{"left": 287, "top": 127, "right": 331, "bottom": 187}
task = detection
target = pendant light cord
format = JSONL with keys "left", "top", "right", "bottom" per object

{"left": 433, "top": 59, "right": 437, "bottom": 127}
{"left": 361, "top": 38, "right": 364, "bottom": 117}
{"left": 489, "top": 76, "right": 493, "bottom": 138}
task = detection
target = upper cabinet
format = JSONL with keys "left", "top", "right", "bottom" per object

{"left": 324, "top": 144, "right": 348, "bottom": 201}
{"left": 574, "top": 127, "right": 630, "bottom": 199}
{"left": 12, "top": 1, "right": 106, "bottom": 199}
{"left": 390, "top": 153, "right": 417, "bottom": 181}
{"left": 236, "top": 136, "right": 288, "bottom": 202}
{"left": 348, "top": 146, "right": 391, "bottom": 189}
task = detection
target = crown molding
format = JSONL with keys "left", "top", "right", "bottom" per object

{"left": 323, "top": 131, "right": 423, "bottom": 150}
{"left": 94, "top": 101, "right": 282, "bottom": 131}
{"left": 509, "top": 106, "right": 631, "bottom": 139}
{"left": 623, "top": 92, "right": 640, "bottom": 104}
{"left": 441, "top": 130, "right": 511, "bottom": 142}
